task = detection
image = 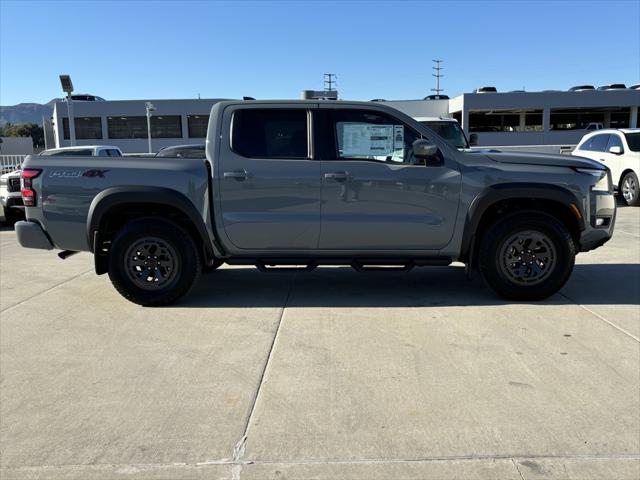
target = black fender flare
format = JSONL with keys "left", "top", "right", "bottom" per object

{"left": 87, "top": 186, "right": 217, "bottom": 271}
{"left": 460, "top": 183, "right": 585, "bottom": 262}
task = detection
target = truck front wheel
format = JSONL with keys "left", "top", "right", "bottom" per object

{"left": 478, "top": 211, "right": 575, "bottom": 301}
{"left": 108, "top": 218, "right": 201, "bottom": 306}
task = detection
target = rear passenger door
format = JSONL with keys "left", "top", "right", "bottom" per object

{"left": 316, "top": 107, "right": 461, "bottom": 250}
{"left": 217, "top": 105, "right": 321, "bottom": 251}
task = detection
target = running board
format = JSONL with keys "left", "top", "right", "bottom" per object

{"left": 241, "top": 257, "right": 452, "bottom": 273}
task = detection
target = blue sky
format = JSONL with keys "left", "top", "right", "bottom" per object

{"left": 1, "top": 0, "right": 639, "bottom": 105}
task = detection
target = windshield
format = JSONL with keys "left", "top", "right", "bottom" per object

{"left": 420, "top": 121, "right": 469, "bottom": 149}
{"left": 624, "top": 133, "right": 640, "bottom": 152}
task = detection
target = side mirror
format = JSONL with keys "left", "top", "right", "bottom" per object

{"left": 412, "top": 139, "right": 438, "bottom": 158}
{"left": 609, "top": 145, "right": 623, "bottom": 155}
{"left": 469, "top": 133, "right": 479, "bottom": 146}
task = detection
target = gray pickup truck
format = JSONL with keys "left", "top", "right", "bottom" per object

{"left": 16, "top": 100, "right": 616, "bottom": 306}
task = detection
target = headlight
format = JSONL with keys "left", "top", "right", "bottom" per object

{"left": 575, "top": 168, "right": 610, "bottom": 192}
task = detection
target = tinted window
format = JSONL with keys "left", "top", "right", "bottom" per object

{"left": 108, "top": 116, "right": 182, "bottom": 139}
{"left": 232, "top": 109, "right": 307, "bottom": 159}
{"left": 581, "top": 134, "right": 609, "bottom": 152}
{"left": 332, "top": 110, "right": 419, "bottom": 163}
{"left": 607, "top": 135, "right": 624, "bottom": 152}
{"left": 42, "top": 149, "right": 93, "bottom": 156}
{"left": 421, "top": 121, "right": 467, "bottom": 149}
{"left": 98, "top": 149, "right": 109, "bottom": 156}
{"left": 187, "top": 115, "right": 209, "bottom": 138}
{"left": 63, "top": 117, "right": 103, "bottom": 140}
{"left": 624, "top": 133, "right": 640, "bottom": 152}
{"left": 156, "top": 146, "right": 206, "bottom": 158}
{"left": 107, "top": 149, "right": 122, "bottom": 157}
{"left": 590, "top": 134, "right": 610, "bottom": 152}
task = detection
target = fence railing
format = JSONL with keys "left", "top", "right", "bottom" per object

{"left": 0, "top": 155, "right": 26, "bottom": 174}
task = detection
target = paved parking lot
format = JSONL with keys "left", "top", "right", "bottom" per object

{"left": 1, "top": 203, "right": 639, "bottom": 480}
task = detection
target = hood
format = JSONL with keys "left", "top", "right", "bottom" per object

{"left": 486, "top": 151, "right": 605, "bottom": 170}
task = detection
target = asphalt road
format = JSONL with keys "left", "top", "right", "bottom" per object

{"left": 1, "top": 204, "right": 639, "bottom": 480}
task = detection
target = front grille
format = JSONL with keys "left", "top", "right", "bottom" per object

{"left": 7, "top": 177, "right": 21, "bottom": 193}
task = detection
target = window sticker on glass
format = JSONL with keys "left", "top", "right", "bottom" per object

{"left": 393, "top": 125, "right": 404, "bottom": 151}
{"left": 340, "top": 123, "right": 403, "bottom": 158}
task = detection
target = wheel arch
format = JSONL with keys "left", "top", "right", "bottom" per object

{"left": 460, "top": 183, "right": 585, "bottom": 264}
{"left": 87, "top": 186, "right": 216, "bottom": 274}
{"left": 618, "top": 168, "right": 637, "bottom": 189}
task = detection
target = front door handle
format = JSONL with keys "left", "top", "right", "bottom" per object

{"left": 223, "top": 169, "right": 249, "bottom": 180}
{"left": 324, "top": 171, "right": 350, "bottom": 181}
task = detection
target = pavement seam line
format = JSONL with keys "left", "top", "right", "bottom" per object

{"left": 558, "top": 292, "right": 640, "bottom": 343}
{"left": 230, "top": 271, "right": 297, "bottom": 480}
{"left": 4, "top": 454, "right": 639, "bottom": 472}
{"left": 511, "top": 458, "right": 526, "bottom": 480}
{"left": 616, "top": 229, "right": 640, "bottom": 238}
{"left": 1, "top": 269, "right": 94, "bottom": 313}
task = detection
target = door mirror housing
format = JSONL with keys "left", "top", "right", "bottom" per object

{"left": 412, "top": 139, "right": 438, "bottom": 158}
{"left": 609, "top": 145, "right": 623, "bottom": 155}
{"left": 469, "top": 133, "right": 479, "bottom": 146}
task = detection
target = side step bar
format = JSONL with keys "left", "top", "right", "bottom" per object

{"left": 228, "top": 257, "right": 452, "bottom": 273}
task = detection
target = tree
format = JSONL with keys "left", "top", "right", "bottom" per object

{"left": 0, "top": 122, "right": 45, "bottom": 148}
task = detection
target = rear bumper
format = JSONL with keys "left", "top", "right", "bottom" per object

{"left": 15, "top": 221, "right": 54, "bottom": 250}
{"left": 578, "top": 191, "right": 616, "bottom": 252}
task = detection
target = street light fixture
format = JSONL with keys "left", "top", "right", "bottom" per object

{"left": 145, "top": 101, "right": 155, "bottom": 154}
{"left": 59, "top": 74, "right": 76, "bottom": 146}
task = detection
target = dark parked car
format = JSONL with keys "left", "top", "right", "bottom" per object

{"left": 155, "top": 144, "right": 206, "bottom": 159}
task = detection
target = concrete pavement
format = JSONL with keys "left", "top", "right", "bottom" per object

{"left": 1, "top": 205, "right": 638, "bottom": 479}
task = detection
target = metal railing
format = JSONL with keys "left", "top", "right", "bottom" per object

{"left": 0, "top": 155, "right": 26, "bottom": 174}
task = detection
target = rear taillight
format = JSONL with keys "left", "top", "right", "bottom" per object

{"left": 21, "top": 168, "right": 42, "bottom": 207}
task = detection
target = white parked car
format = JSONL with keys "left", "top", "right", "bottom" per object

{"left": 572, "top": 129, "right": 640, "bottom": 206}
{"left": 39, "top": 145, "right": 123, "bottom": 156}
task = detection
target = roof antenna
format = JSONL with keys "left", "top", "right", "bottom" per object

{"left": 324, "top": 73, "right": 337, "bottom": 92}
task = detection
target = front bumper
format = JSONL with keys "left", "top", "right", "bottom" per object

{"left": 578, "top": 191, "right": 616, "bottom": 252}
{"left": 15, "top": 221, "right": 54, "bottom": 250}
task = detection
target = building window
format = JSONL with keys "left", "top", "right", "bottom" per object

{"left": 188, "top": 115, "right": 209, "bottom": 138}
{"left": 63, "top": 117, "right": 103, "bottom": 140}
{"left": 469, "top": 110, "right": 542, "bottom": 133}
{"left": 550, "top": 109, "right": 605, "bottom": 130}
{"left": 524, "top": 111, "right": 543, "bottom": 131}
{"left": 610, "top": 108, "right": 630, "bottom": 129}
{"left": 107, "top": 115, "right": 183, "bottom": 139}
{"left": 151, "top": 115, "right": 182, "bottom": 138}
{"left": 469, "top": 112, "right": 518, "bottom": 132}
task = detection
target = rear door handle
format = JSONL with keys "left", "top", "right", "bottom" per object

{"left": 324, "top": 171, "right": 350, "bottom": 181}
{"left": 223, "top": 169, "right": 249, "bottom": 180}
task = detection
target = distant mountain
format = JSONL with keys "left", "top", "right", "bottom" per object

{"left": 0, "top": 99, "right": 61, "bottom": 126}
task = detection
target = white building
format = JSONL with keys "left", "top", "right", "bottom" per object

{"left": 48, "top": 89, "right": 639, "bottom": 152}
{"left": 387, "top": 89, "right": 639, "bottom": 147}
{"left": 50, "top": 99, "right": 227, "bottom": 153}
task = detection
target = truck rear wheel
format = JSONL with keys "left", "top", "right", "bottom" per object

{"left": 478, "top": 211, "right": 575, "bottom": 301}
{"left": 108, "top": 218, "right": 201, "bottom": 306}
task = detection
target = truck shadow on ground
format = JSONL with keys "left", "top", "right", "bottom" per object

{"left": 179, "top": 263, "right": 640, "bottom": 308}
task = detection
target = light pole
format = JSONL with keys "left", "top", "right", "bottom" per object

{"left": 145, "top": 102, "right": 155, "bottom": 154}
{"left": 59, "top": 75, "right": 76, "bottom": 146}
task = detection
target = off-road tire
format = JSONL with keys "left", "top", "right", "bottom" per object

{"left": 108, "top": 218, "right": 201, "bottom": 306}
{"left": 478, "top": 211, "right": 575, "bottom": 301}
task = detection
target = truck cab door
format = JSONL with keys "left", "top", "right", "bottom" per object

{"left": 216, "top": 105, "right": 321, "bottom": 252}
{"left": 316, "top": 107, "right": 461, "bottom": 251}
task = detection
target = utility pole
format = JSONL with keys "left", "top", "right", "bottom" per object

{"left": 324, "top": 73, "right": 337, "bottom": 92}
{"left": 431, "top": 59, "right": 444, "bottom": 96}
